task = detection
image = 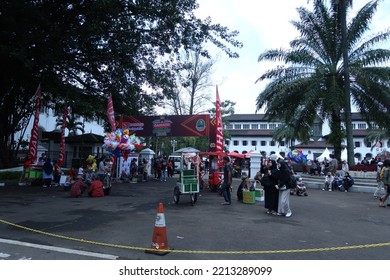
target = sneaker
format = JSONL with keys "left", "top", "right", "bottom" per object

{"left": 345, "top": 190, "right": 348, "bottom": 192}
{"left": 276, "top": 212, "right": 284, "bottom": 216}
{"left": 321, "top": 188, "right": 325, "bottom": 191}
{"left": 271, "top": 211, "right": 277, "bottom": 215}
{"left": 42, "top": 185, "right": 47, "bottom": 188}
{"left": 285, "top": 212, "right": 292, "bottom": 217}
{"left": 328, "top": 189, "right": 332, "bottom": 192}
{"left": 221, "top": 202, "right": 231, "bottom": 205}
{"left": 266, "top": 210, "right": 271, "bottom": 214}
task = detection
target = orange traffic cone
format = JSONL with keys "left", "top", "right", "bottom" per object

{"left": 145, "top": 202, "right": 171, "bottom": 255}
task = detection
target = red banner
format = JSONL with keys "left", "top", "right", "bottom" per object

{"left": 106, "top": 94, "right": 116, "bottom": 132}
{"left": 215, "top": 86, "right": 224, "bottom": 152}
{"left": 58, "top": 105, "right": 68, "bottom": 166}
{"left": 28, "top": 85, "right": 41, "bottom": 163}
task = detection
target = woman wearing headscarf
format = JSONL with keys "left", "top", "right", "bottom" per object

{"left": 274, "top": 160, "right": 293, "bottom": 217}
{"left": 260, "top": 159, "right": 279, "bottom": 215}
{"left": 42, "top": 158, "right": 54, "bottom": 188}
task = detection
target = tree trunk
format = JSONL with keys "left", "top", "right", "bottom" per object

{"left": 340, "top": 0, "right": 355, "bottom": 166}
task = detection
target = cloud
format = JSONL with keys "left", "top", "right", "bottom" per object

{"left": 195, "top": 0, "right": 390, "bottom": 114}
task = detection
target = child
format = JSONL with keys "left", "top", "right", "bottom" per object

{"left": 332, "top": 173, "right": 343, "bottom": 191}
{"left": 323, "top": 172, "right": 334, "bottom": 191}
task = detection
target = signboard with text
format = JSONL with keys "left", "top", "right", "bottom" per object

{"left": 118, "top": 115, "right": 210, "bottom": 137}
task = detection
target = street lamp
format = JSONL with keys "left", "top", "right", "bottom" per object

{"left": 171, "top": 140, "right": 177, "bottom": 153}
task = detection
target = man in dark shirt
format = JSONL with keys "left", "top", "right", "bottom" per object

{"left": 221, "top": 156, "right": 233, "bottom": 205}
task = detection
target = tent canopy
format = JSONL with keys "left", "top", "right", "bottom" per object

{"left": 317, "top": 147, "right": 331, "bottom": 162}
{"left": 174, "top": 147, "right": 200, "bottom": 153}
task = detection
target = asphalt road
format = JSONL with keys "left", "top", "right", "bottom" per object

{"left": 0, "top": 175, "right": 389, "bottom": 260}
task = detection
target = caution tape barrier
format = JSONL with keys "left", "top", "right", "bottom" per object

{"left": 1, "top": 218, "right": 390, "bottom": 255}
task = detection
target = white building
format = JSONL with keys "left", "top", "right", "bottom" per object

{"left": 224, "top": 113, "right": 388, "bottom": 162}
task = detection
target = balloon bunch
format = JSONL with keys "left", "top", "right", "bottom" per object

{"left": 288, "top": 149, "right": 308, "bottom": 164}
{"left": 103, "top": 129, "right": 142, "bottom": 157}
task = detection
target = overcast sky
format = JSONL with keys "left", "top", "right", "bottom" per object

{"left": 195, "top": 0, "right": 390, "bottom": 114}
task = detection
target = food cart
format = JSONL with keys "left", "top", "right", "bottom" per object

{"left": 173, "top": 147, "right": 201, "bottom": 206}
{"left": 19, "top": 165, "right": 43, "bottom": 186}
{"left": 199, "top": 151, "right": 226, "bottom": 194}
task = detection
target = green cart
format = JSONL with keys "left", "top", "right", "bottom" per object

{"left": 172, "top": 147, "right": 200, "bottom": 206}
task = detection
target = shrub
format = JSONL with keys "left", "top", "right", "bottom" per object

{"left": 349, "top": 164, "right": 376, "bottom": 172}
{"left": 0, "top": 171, "right": 22, "bottom": 180}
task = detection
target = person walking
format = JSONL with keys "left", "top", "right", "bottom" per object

{"left": 379, "top": 159, "right": 390, "bottom": 207}
{"left": 221, "top": 156, "right": 233, "bottom": 205}
{"left": 274, "top": 161, "right": 293, "bottom": 217}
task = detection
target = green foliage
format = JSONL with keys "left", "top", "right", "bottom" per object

{"left": 0, "top": 171, "right": 22, "bottom": 180}
{"left": 256, "top": 0, "right": 390, "bottom": 153}
{"left": 0, "top": 0, "right": 242, "bottom": 168}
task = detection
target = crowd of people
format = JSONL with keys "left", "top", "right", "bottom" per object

{"left": 32, "top": 150, "right": 390, "bottom": 210}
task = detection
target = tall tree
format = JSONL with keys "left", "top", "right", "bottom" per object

{"left": 0, "top": 0, "right": 242, "bottom": 167}
{"left": 255, "top": 0, "right": 390, "bottom": 162}
{"left": 166, "top": 48, "right": 217, "bottom": 115}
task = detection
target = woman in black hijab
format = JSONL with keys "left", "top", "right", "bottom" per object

{"left": 274, "top": 160, "right": 293, "bottom": 217}
{"left": 260, "top": 159, "right": 279, "bottom": 214}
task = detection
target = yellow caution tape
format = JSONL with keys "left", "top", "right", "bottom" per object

{"left": 1, "top": 218, "right": 389, "bottom": 255}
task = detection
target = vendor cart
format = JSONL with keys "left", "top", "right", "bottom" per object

{"left": 199, "top": 151, "right": 226, "bottom": 194}
{"left": 173, "top": 147, "right": 201, "bottom": 206}
{"left": 18, "top": 165, "right": 43, "bottom": 186}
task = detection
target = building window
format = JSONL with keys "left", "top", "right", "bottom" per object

{"left": 365, "top": 141, "right": 371, "bottom": 148}
{"left": 243, "top": 124, "right": 250, "bottom": 129}
{"left": 358, "top": 123, "right": 366, "bottom": 129}
{"left": 225, "top": 140, "right": 230, "bottom": 146}
{"left": 251, "top": 140, "right": 257, "bottom": 146}
{"left": 233, "top": 140, "right": 239, "bottom": 146}
{"left": 270, "top": 140, "right": 275, "bottom": 146}
{"left": 234, "top": 124, "right": 241, "bottom": 130}
{"left": 226, "top": 124, "right": 233, "bottom": 129}
{"left": 260, "top": 140, "right": 266, "bottom": 146}
{"left": 251, "top": 124, "right": 258, "bottom": 130}
{"left": 242, "top": 140, "right": 248, "bottom": 146}
{"left": 260, "top": 124, "right": 267, "bottom": 129}
{"left": 355, "top": 141, "right": 361, "bottom": 148}
{"left": 269, "top": 123, "right": 277, "bottom": 130}
{"left": 279, "top": 141, "right": 285, "bottom": 146}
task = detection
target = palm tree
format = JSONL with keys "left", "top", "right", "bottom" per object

{"left": 56, "top": 113, "right": 85, "bottom": 136}
{"left": 256, "top": 0, "right": 390, "bottom": 162}
{"left": 271, "top": 114, "right": 312, "bottom": 148}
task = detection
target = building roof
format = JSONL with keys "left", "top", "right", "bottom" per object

{"left": 225, "top": 114, "right": 270, "bottom": 122}
{"left": 293, "top": 141, "right": 346, "bottom": 149}
{"left": 65, "top": 133, "right": 104, "bottom": 144}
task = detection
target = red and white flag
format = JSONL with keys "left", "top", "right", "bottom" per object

{"left": 58, "top": 105, "right": 68, "bottom": 166}
{"left": 106, "top": 93, "right": 116, "bottom": 132}
{"left": 28, "top": 85, "right": 41, "bottom": 163}
{"left": 215, "top": 86, "right": 224, "bottom": 153}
